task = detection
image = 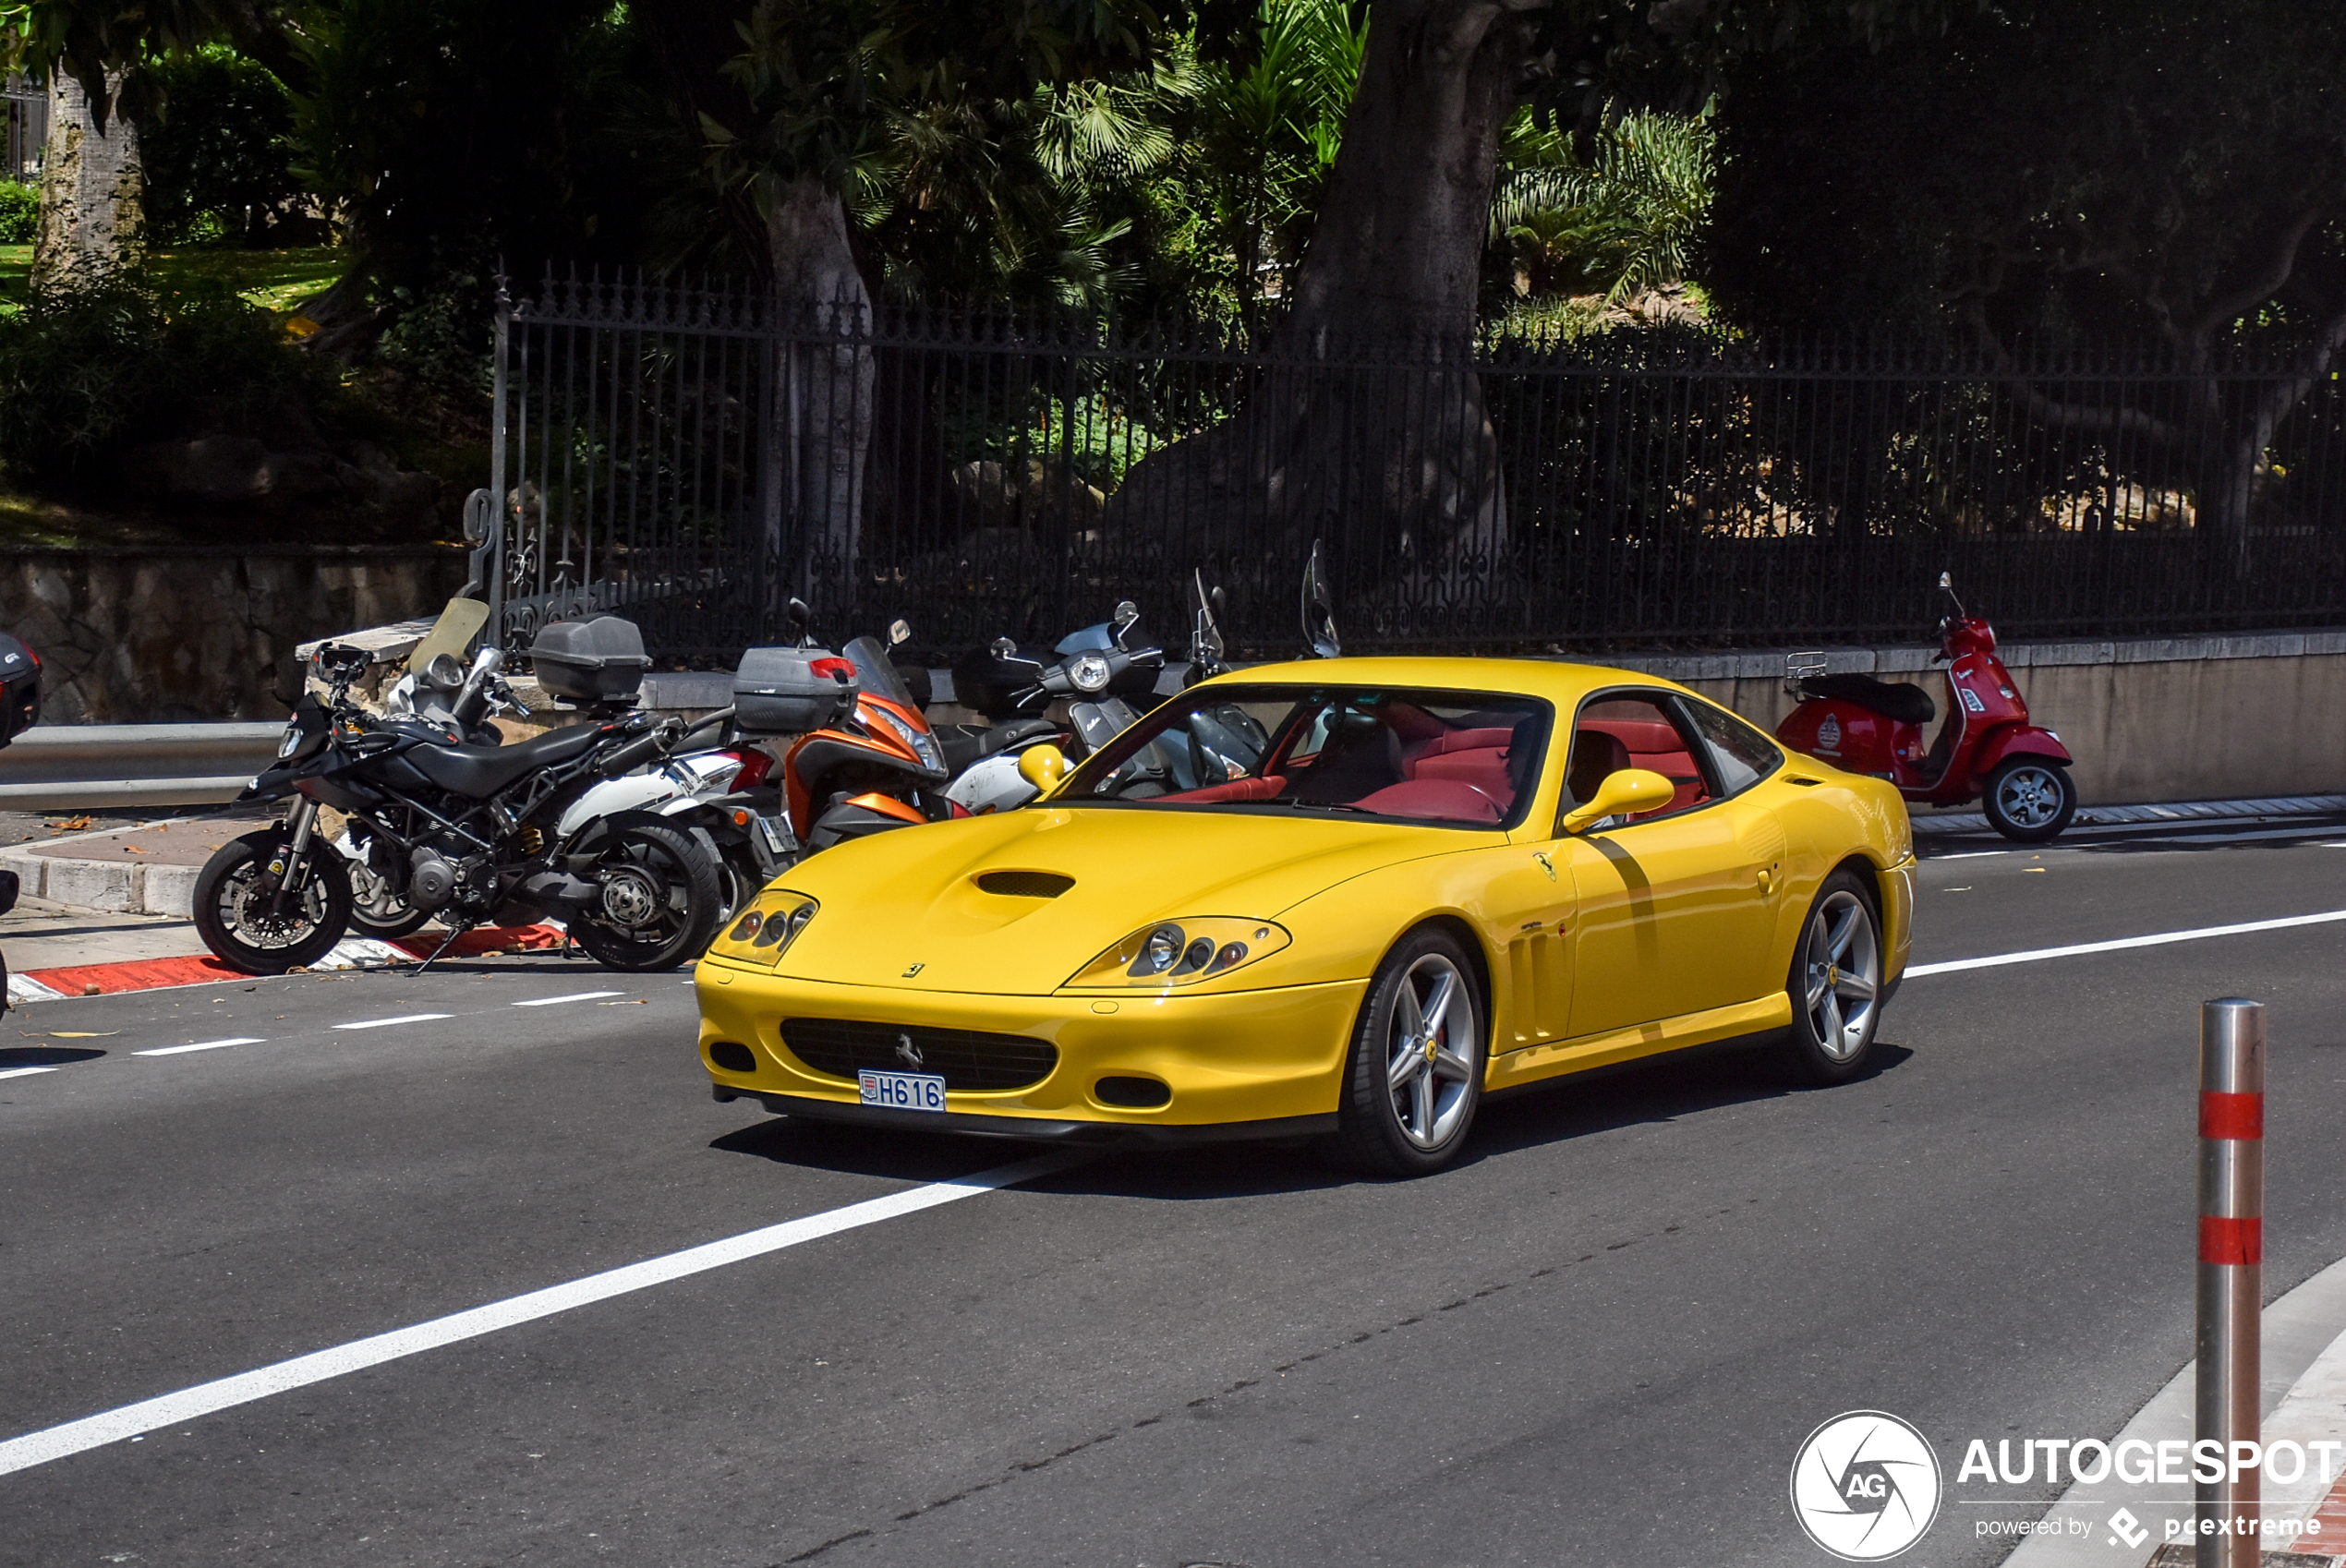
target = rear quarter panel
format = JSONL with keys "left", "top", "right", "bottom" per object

{"left": 1762, "top": 766, "right": 1915, "bottom": 982}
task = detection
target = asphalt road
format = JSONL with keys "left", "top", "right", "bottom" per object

{"left": 7, "top": 814, "right": 2346, "bottom": 1567}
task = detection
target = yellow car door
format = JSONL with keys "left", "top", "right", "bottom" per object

{"left": 1554, "top": 692, "right": 1789, "bottom": 1041}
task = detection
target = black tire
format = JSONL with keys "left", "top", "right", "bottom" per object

{"left": 1981, "top": 756, "right": 2075, "bottom": 842}
{"left": 568, "top": 820, "right": 724, "bottom": 971}
{"left": 193, "top": 829, "right": 353, "bottom": 975}
{"left": 1330, "top": 925, "right": 1487, "bottom": 1176}
{"left": 338, "top": 831, "right": 433, "bottom": 939}
{"left": 1778, "top": 869, "right": 1886, "bottom": 1084}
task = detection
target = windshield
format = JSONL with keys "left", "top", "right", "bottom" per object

{"left": 843, "top": 634, "right": 916, "bottom": 708}
{"left": 1059, "top": 684, "right": 1552, "bottom": 829}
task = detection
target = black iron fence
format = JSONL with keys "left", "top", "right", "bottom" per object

{"left": 481, "top": 271, "right": 2346, "bottom": 666}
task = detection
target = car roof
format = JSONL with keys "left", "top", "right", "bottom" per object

{"left": 1200, "top": 656, "right": 1699, "bottom": 706}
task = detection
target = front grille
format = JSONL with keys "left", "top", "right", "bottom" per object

{"left": 779, "top": 1019, "right": 1058, "bottom": 1092}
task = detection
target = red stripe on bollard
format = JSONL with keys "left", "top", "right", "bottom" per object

{"left": 2200, "top": 1215, "right": 2263, "bottom": 1266}
{"left": 2199, "top": 1091, "right": 2265, "bottom": 1140}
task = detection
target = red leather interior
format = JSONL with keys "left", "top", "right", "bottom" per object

{"left": 1577, "top": 717, "right": 1711, "bottom": 816}
{"left": 1156, "top": 775, "right": 1288, "bottom": 804}
{"left": 1356, "top": 778, "right": 1505, "bottom": 823}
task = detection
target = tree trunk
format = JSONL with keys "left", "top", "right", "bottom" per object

{"left": 31, "top": 70, "right": 143, "bottom": 292}
{"left": 1104, "top": 0, "right": 1533, "bottom": 623}
{"left": 761, "top": 178, "right": 875, "bottom": 621}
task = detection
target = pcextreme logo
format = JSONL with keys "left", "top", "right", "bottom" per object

{"left": 1790, "top": 1410, "right": 1944, "bottom": 1561}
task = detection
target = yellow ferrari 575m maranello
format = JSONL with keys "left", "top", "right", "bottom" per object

{"left": 695, "top": 657, "right": 1915, "bottom": 1175}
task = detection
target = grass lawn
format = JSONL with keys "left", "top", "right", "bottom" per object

{"left": 0, "top": 244, "right": 343, "bottom": 315}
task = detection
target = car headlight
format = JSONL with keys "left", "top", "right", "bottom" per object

{"left": 1065, "top": 917, "right": 1291, "bottom": 988}
{"left": 1069, "top": 652, "right": 1111, "bottom": 694}
{"left": 711, "top": 892, "right": 816, "bottom": 966}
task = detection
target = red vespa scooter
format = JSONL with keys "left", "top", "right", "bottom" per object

{"left": 1776, "top": 573, "right": 2077, "bottom": 841}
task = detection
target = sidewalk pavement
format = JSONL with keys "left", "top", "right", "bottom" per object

{"left": 1, "top": 890, "right": 565, "bottom": 1005}
{"left": 0, "top": 812, "right": 274, "bottom": 917}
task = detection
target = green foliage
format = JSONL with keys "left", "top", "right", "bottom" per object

{"left": 1700, "top": 0, "right": 2346, "bottom": 348}
{"left": 0, "top": 180, "right": 35, "bottom": 243}
{"left": 1491, "top": 109, "right": 1715, "bottom": 306}
{"left": 133, "top": 43, "right": 308, "bottom": 247}
{"left": 0, "top": 270, "right": 331, "bottom": 481}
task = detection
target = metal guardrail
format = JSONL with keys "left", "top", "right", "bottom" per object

{"left": 0, "top": 723, "right": 285, "bottom": 810}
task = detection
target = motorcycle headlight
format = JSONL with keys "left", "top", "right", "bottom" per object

{"left": 712, "top": 893, "right": 816, "bottom": 966}
{"left": 1065, "top": 917, "right": 1290, "bottom": 988}
{"left": 1069, "top": 652, "right": 1112, "bottom": 694}
{"left": 277, "top": 722, "right": 301, "bottom": 758}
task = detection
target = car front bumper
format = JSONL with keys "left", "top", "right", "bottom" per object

{"left": 695, "top": 956, "right": 1370, "bottom": 1133}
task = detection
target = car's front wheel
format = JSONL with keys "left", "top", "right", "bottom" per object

{"left": 1333, "top": 926, "right": 1486, "bottom": 1176}
{"left": 1779, "top": 870, "right": 1885, "bottom": 1083}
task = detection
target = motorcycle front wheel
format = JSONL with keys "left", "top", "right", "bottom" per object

{"left": 569, "top": 821, "right": 723, "bottom": 971}
{"left": 193, "top": 829, "right": 354, "bottom": 974}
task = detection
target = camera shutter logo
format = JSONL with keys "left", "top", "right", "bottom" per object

{"left": 1789, "top": 1410, "right": 1942, "bottom": 1561}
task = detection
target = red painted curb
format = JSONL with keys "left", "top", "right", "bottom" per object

{"left": 20, "top": 923, "right": 570, "bottom": 999}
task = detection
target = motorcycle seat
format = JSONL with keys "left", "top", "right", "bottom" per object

{"left": 408, "top": 723, "right": 607, "bottom": 798}
{"left": 1797, "top": 672, "right": 1936, "bottom": 728}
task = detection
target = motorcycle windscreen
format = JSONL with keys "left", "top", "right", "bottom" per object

{"left": 843, "top": 634, "right": 920, "bottom": 713}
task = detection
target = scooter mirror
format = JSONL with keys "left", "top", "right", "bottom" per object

{"left": 1113, "top": 600, "right": 1139, "bottom": 631}
{"left": 888, "top": 618, "right": 913, "bottom": 648}
{"left": 785, "top": 597, "right": 814, "bottom": 647}
{"left": 1016, "top": 743, "right": 1070, "bottom": 799}
{"left": 1937, "top": 571, "right": 1953, "bottom": 591}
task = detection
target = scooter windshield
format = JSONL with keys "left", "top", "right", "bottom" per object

{"left": 843, "top": 635, "right": 917, "bottom": 710}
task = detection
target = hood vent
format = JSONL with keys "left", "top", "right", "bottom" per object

{"left": 976, "top": 870, "right": 1074, "bottom": 899}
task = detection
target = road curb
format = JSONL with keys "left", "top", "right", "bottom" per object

{"left": 1916, "top": 793, "right": 2346, "bottom": 838}
{"left": 6, "top": 922, "right": 569, "bottom": 1004}
{"left": 2006, "top": 1251, "right": 2346, "bottom": 1565}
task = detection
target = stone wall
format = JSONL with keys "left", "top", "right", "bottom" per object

{"left": 1, "top": 545, "right": 470, "bottom": 722}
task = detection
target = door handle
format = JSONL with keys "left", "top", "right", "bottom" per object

{"left": 1756, "top": 867, "right": 1773, "bottom": 895}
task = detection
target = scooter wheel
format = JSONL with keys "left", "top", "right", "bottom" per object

{"left": 1981, "top": 757, "right": 2075, "bottom": 842}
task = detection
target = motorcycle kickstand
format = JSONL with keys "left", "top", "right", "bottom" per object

{"left": 407, "top": 922, "right": 475, "bottom": 975}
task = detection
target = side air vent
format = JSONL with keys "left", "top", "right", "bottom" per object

{"left": 975, "top": 870, "right": 1075, "bottom": 899}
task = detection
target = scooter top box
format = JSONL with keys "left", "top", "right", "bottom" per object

{"left": 734, "top": 645, "right": 859, "bottom": 734}
{"left": 529, "top": 616, "right": 652, "bottom": 704}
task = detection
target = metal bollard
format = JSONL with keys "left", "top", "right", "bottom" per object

{"left": 2196, "top": 997, "right": 2266, "bottom": 1568}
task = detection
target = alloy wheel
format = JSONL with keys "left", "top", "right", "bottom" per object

{"left": 1994, "top": 764, "right": 2065, "bottom": 830}
{"left": 1383, "top": 952, "right": 1478, "bottom": 1150}
{"left": 1801, "top": 889, "right": 1880, "bottom": 1062}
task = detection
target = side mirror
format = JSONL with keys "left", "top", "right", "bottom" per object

{"left": 1559, "top": 768, "right": 1675, "bottom": 835}
{"left": 1937, "top": 571, "right": 1953, "bottom": 591}
{"left": 1017, "top": 743, "right": 1070, "bottom": 799}
{"left": 1112, "top": 600, "right": 1139, "bottom": 631}
{"left": 888, "top": 618, "right": 913, "bottom": 648}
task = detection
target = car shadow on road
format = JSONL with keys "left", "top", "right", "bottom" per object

{"left": 1467, "top": 1037, "right": 1917, "bottom": 1164}
{"left": 704, "top": 1037, "right": 1917, "bottom": 1199}
{"left": 0, "top": 1043, "right": 106, "bottom": 1068}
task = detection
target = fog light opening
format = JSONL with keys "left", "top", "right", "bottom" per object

{"left": 707, "top": 1040, "right": 756, "bottom": 1073}
{"left": 1094, "top": 1075, "right": 1171, "bottom": 1109}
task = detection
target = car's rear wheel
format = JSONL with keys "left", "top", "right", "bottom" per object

{"left": 1778, "top": 869, "right": 1884, "bottom": 1083}
{"left": 1332, "top": 926, "right": 1486, "bottom": 1176}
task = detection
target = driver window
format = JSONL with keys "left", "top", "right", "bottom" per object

{"left": 1558, "top": 695, "right": 1715, "bottom": 832}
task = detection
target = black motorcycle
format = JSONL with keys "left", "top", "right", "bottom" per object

{"left": 194, "top": 644, "right": 722, "bottom": 975}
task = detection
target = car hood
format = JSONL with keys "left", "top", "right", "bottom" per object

{"left": 757, "top": 805, "right": 1470, "bottom": 995}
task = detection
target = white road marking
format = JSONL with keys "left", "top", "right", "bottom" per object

{"left": 1907, "top": 908, "right": 2346, "bottom": 978}
{"left": 331, "top": 1014, "right": 453, "bottom": 1031}
{"left": 135, "top": 1038, "right": 264, "bottom": 1057}
{"left": 510, "top": 992, "right": 623, "bottom": 1007}
{"left": 0, "top": 1065, "right": 58, "bottom": 1080}
{"left": 0, "top": 1150, "right": 1085, "bottom": 1478}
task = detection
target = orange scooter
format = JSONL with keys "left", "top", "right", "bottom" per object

{"left": 780, "top": 619, "right": 956, "bottom": 854}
